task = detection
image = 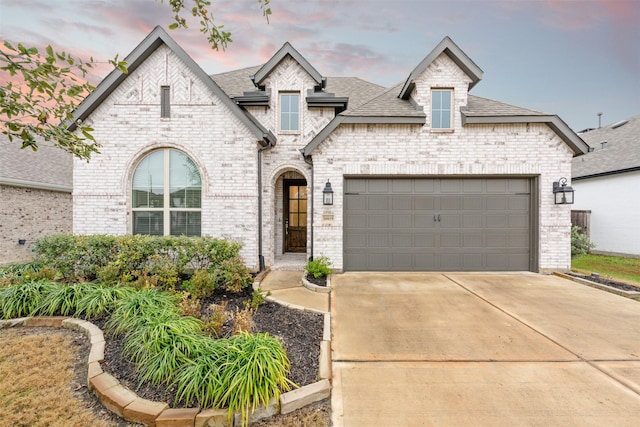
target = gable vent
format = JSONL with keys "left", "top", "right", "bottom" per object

{"left": 611, "top": 120, "right": 629, "bottom": 129}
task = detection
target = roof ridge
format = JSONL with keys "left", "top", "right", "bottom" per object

{"left": 343, "top": 81, "right": 405, "bottom": 115}
{"left": 209, "top": 64, "right": 262, "bottom": 78}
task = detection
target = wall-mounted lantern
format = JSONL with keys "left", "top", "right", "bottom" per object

{"left": 322, "top": 180, "right": 334, "bottom": 205}
{"left": 553, "top": 177, "right": 574, "bottom": 205}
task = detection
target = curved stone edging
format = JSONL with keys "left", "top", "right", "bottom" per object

{"left": 0, "top": 297, "right": 332, "bottom": 426}
{"left": 301, "top": 274, "right": 331, "bottom": 294}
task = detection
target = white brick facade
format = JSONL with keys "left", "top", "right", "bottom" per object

{"left": 74, "top": 45, "right": 261, "bottom": 268}
{"left": 73, "top": 30, "right": 582, "bottom": 273}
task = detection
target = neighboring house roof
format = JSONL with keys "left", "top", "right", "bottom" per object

{"left": 67, "top": 26, "right": 276, "bottom": 146}
{"left": 399, "top": 36, "right": 484, "bottom": 99}
{"left": 572, "top": 114, "right": 640, "bottom": 180}
{"left": 462, "top": 96, "right": 589, "bottom": 156}
{"left": 0, "top": 137, "right": 72, "bottom": 192}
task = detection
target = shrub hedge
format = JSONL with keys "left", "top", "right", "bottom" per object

{"left": 33, "top": 234, "right": 252, "bottom": 291}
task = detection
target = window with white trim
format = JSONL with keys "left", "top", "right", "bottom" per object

{"left": 431, "top": 89, "right": 452, "bottom": 129}
{"left": 132, "top": 149, "right": 201, "bottom": 236}
{"left": 280, "top": 92, "right": 300, "bottom": 131}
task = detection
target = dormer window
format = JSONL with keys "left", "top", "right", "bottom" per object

{"left": 280, "top": 92, "right": 300, "bottom": 132}
{"left": 431, "top": 89, "right": 452, "bottom": 129}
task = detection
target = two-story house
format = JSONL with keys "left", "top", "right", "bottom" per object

{"left": 71, "top": 26, "right": 587, "bottom": 273}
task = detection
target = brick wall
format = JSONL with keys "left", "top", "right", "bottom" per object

{"left": 0, "top": 185, "right": 72, "bottom": 265}
{"left": 73, "top": 45, "right": 261, "bottom": 269}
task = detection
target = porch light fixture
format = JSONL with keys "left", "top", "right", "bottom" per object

{"left": 322, "top": 180, "right": 334, "bottom": 205}
{"left": 553, "top": 177, "right": 574, "bottom": 205}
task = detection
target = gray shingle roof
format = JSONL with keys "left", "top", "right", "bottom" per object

{"left": 211, "top": 68, "right": 386, "bottom": 111}
{"left": 572, "top": 114, "right": 640, "bottom": 179}
{"left": 464, "top": 95, "right": 548, "bottom": 117}
{"left": 343, "top": 82, "right": 425, "bottom": 118}
{"left": 0, "top": 137, "right": 72, "bottom": 190}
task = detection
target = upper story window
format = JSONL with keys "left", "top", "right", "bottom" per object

{"left": 280, "top": 92, "right": 300, "bottom": 132}
{"left": 161, "top": 86, "right": 170, "bottom": 118}
{"left": 132, "top": 149, "right": 201, "bottom": 236}
{"left": 431, "top": 89, "right": 452, "bottom": 129}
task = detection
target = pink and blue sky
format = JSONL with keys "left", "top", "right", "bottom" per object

{"left": 1, "top": 0, "right": 638, "bottom": 132}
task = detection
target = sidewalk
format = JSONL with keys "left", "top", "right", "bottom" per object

{"left": 258, "top": 270, "right": 329, "bottom": 313}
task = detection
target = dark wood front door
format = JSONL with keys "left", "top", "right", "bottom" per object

{"left": 284, "top": 180, "right": 307, "bottom": 252}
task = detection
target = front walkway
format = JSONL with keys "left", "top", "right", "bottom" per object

{"left": 258, "top": 270, "right": 329, "bottom": 313}
{"left": 331, "top": 272, "right": 640, "bottom": 426}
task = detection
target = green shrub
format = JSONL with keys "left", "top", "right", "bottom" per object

{"left": 571, "top": 226, "right": 594, "bottom": 257}
{"left": 0, "top": 281, "right": 56, "bottom": 318}
{"left": 174, "top": 332, "right": 293, "bottom": 426}
{"left": 243, "top": 288, "right": 270, "bottom": 311}
{"left": 75, "top": 284, "right": 136, "bottom": 319}
{"left": 305, "top": 256, "right": 332, "bottom": 279}
{"left": 37, "top": 283, "right": 92, "bottom": 316}
{"left": 123, "top": 315, "right": 204, "bottom": 385}
{"left": 33, "top": 234, "right": 246, "bottom": 285}
{"left": 216, "top": 258, "right": 252, "bottom": 293}
{"left": 183, "top": 269, "right": 218, "bottom": 299}
{"left": 220, "top": 332, "right": 295, "bottom": 426}
{"left": 105, "top": 289, "right": 180, "bottom": 337}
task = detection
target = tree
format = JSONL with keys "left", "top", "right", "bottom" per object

{"left": 0, "top": 0, "right": 271, "bottom": 161}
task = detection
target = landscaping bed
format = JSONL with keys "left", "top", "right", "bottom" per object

{"left": 94, "top": 288, "right": 324, "bottom": 407}
{"left": 567, "top": 272, "right": 640, "bottom": 293}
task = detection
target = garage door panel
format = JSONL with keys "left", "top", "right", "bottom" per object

{"left": 392, "top": 232, "right": 413, "bottom": 248}
{"left": 346, "top": 213, "right": 367, "bottom": 228}
{"left": 414, "top": 196, "right": 436, "bottom": 210}
{"left": 368, "top": 196, "right": 389, "bottom": 210}
{"left": 344, "top": 178, "right": 531, "bottom": 271}
{"left": 368, "top": 180, "right": 389, "bottom": 193}
{"left": 368, "top": 214, "right": 388, "bottom": 228}
{"left": 392, "top": 214, "right": 413, "bottom": 229}
{"left": 440, "top": 196, "right": 461, "bottom": 210}
{"left": 369, "top": 231, "right": 389, "bottom": 247}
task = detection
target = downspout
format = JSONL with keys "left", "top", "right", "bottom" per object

{"left": 258, "top": 140, "right": 274, "bottom": 272}
{"left": 302, "top": 151, "right": 314, "bottom": 261}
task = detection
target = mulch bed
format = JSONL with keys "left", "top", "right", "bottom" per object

{"left": 568, "top": 272, "right": 640, "bottom": 293}
{"left": 93, "top": 286, "right": 324, "bottom": 407}
{"left": 305, "top": 275, "right": 327, "bottom": 287}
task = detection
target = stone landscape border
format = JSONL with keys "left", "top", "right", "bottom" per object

{"left": 0, "top": 300, "right": 332, "bottom": 426}
{"left": 301, "top": 274, "right": 331, "bottom": 294}
{"left": 554, "top": 272, "right": 640, "bottom": 300}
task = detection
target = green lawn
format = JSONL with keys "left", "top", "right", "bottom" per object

{"left": 572, "top": 254, "right": 640, "bottom": 286}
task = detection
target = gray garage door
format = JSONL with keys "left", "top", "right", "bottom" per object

{"left": 344, "top": 178, "right": 532, "bottom": 271}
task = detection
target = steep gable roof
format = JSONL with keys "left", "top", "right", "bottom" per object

{"left": 572, "top": 113, "right": 640, "bottom": 179}
{"left": 252, "top": 42, "right": 323, "bottom": 87}
{"left": 399, "top": 36, "right": 483, "bottom": 100}
{"left": 68, "top": 26, "right": 275, "bottom": 145}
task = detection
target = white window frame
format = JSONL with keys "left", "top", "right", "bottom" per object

{"left": 131, "top": 149, "right": 202, "bottom": 236}
{"left": 279, "top": 92, "right": 301, "bottom": 133}
{"left": 431, "top": 88, "right": 453, "bottom": 131}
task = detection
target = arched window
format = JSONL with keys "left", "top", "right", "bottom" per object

{"left": 132, "top": 149, "right": 201, "bottom": 236}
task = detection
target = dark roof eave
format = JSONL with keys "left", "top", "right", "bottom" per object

{"left": 461, "top": 113, "right": 589, "bottom": 156}
{"left": 66, "top": 26, "right": 273, "bottom": 145}
{"left": 303, "top": 115, "right": 425, "bottom": 156}
{"left": 306, "top": 96, "right": 349, "bottom": 108}
{"left": 253, "top": 42, "right": 323, "bottom": 86}
{"left": 573, "top": 166, "right": 640, "bottom": 181}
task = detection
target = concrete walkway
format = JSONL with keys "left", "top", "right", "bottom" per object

{"left": 331, "top": 272, "right": 640, "bottom": 426}
{"left": 259, "top": 270, "right": 329, "bottom": 313}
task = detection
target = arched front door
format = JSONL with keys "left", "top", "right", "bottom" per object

{"left": 284, "top": 179, "right": 307, "bottom": 252}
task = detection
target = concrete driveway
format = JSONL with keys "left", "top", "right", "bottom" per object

{"left": 330, "top": 272, "right": 640, "bottom": 426}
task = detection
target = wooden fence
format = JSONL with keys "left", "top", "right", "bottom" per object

{"left": 571, "top": 210, "right": 591, "bottom": 238}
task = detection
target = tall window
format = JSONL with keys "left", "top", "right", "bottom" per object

{"left": 431, "top": 89, "right": 452, "bottom": 129}
{"left": 132, "top": 149, "right": 201, "bottom": 236}
{"left": 280, "top": 92, "right": 300, "bottom": 131}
